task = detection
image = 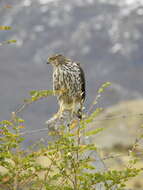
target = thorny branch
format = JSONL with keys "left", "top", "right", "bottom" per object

{"left": 16, "top": 112, "right": 143, "bottom": 136}
{"left": 11, "top": 94, "right": 143, "bottom": 131}
{"left": 0, "top": 40, "right": 16, "bottom": 46}
{"left": 5, "top": 90, "right": 143, "bottom": 162}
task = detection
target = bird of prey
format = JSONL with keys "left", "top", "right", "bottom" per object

{"left": 47, "top": 54, "right": 85, "bottom": 119}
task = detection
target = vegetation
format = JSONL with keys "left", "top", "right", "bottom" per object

{"left": 0, "top": 5, "right": 142, "bottom": 190}
{"left": 0, "top": 87, "right": 142, "bottom": 190}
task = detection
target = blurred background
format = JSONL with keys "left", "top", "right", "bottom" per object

{"left": 1, "top": 0, "right": 143, "bottom": 138}
{"left": 0, "top": 0, "right": 143, "bottom": 142}
{"left": 1, "top": 0, "right": 143, "bottom": 189}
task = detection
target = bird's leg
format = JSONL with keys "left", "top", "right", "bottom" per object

{"left": 71, "top": 100, "right": 75, "bottom": 117}
{"left": 73, "top": 102, "right": 83, "bottom": 119}
{"left": 71, "top": 100, "right": 82, "bottom": 119}
{"left": 77, "top": 103, "right": 83, "bottom": 119}
{"left": 53, "top": 101, "right": 64, "bottom": 119}
{"left": 59, "top": 101, "right": 64, "bottom": 117}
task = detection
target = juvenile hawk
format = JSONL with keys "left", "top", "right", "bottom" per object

{"left": 47, "top": 54, "right": 85, "bottom": 119}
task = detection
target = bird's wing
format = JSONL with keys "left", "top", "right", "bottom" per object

{"left": 79, "top": 65, "right": 86, "bottom": 101}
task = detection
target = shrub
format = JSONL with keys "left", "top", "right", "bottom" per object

{"left": 0, "top": 88, "right": 142, "bottom": 190}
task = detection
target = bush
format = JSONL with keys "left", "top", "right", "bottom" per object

{"left": 0, "top": 88, "right": 142, "bottom": 190}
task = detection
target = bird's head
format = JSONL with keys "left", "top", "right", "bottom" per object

{"left": 47, "top": 54, "right": 66, "bottom": 66}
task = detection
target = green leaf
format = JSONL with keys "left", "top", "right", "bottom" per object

{"left": 0, "top": 26, "right": 12, "bottom": 30}
{"left": 0, "top": 120, "right": 12, "bottom": 126}
{"left": 98, "top": 87, "right": 104, "bottom": 93}
{"left": 84, "top": 108, "right": 103, "bottom": 124}
{"left": 85, "top": 128, "right": 104, "bottom": 136}
{"left": 6, "top": 40, "right": 17, "bottom": 44}
{"left": 30, "top": 90, "right": 37, "bottom": 96}
{"left": 97, "top": 82, "right": 111, "bottom": 94}
{"left": 102, "top": 82, "right": 111, "bottom": 88}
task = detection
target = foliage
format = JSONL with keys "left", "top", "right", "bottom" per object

{"left": 0, "top": 13, "right": 17, "bottom": 46}
{"left": 1, "top": 4, "right": 142, "bottom": 190}
{"left": 0, "top": 87, "right": 142, "bottom": 190}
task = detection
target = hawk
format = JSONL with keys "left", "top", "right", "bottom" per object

{"left": 47, "top": 54, "right": 85, "bottom": 119}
